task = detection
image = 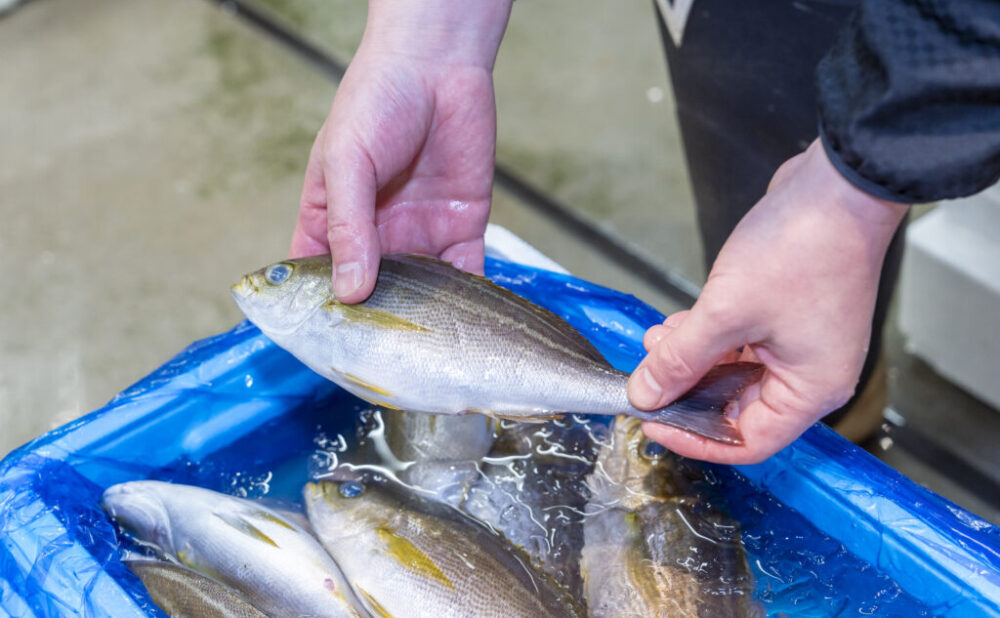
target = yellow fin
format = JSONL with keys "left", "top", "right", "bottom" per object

{"left": 375, "top": 524, "right": 453, "bottom": 589}
{"left": 250, "top": 509, "right": 296, "bottom": 531}
{"left": 355, "top": 584, "right": 394, "bottom": 618}
{"left": 343, "top": 373, "right": 394, "bottom": 398}
{"left": 214, "top": 512, "right": 279, "bottom": 548}
{"left": 324, "top": 299, "right": 430, "bottom": 333}
{"left": 470, "top": 409, "right": 564, "bottom": 422}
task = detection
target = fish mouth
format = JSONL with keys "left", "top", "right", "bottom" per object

{"left": 231, "top": 275, "right": 258, "bottom": 299}
{"left": 102, "top": 483, "right": 174, "bottom": 551}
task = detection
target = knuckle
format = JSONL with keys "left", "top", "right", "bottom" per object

{"left": 652, "top": 342, "right": 698, "bottom": 381}
{"left": 696, "top": 296, "right": 738, "bottom": 332}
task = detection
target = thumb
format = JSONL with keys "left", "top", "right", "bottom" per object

{"left": 324, "top": 146, "right": 381, "bottom": 304}
{"left": 627, "top": 305, "right": 746, "bottom": 410}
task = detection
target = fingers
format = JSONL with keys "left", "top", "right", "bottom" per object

{"left": 643, "top": 311, "right": 689, "bottom": 352}
{"left": 440, "top": 238, "right": 486, "bottom": 275}
{"left": 323, "top": 148, "right": 381, "bottom": 303}
{"left": 290, "top": 134, "right": 334, "bottom": 259}
{"left": 628, "top": 304, "right": 746, "bottom": 411}
{"left": 639, "top": 382, "right": 815, "bottom": 465}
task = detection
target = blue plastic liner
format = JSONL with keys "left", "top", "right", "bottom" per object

{"left": 1, "top": 257, "right": 998, "bottom": 616}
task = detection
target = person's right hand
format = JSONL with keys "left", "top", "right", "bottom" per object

{"left": 290, "top": 0, "right": 514, "bottom": 303}
{"left": 627, "top": 140, "right": 909, "bottom": 464}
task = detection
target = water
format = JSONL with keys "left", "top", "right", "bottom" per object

{"left": 129, "top": 395, "right": 934, "bottom": 616}
{"left": 244, "top": 408, "right": 937, "bottom": 615}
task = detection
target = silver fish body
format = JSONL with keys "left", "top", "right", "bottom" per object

{"left": 303, "top": 480, "right": 582, "bottom": 618}
{"left": 103, "top": 481, "right": 364, "bottom": 618}
{"left": 581, "top": 417, "right": 760, "bottom": 617}
{"left": 460, "top": 419, "right": 599, "bottom": 600}
{"left": 384, "top": 409, "right": 496, "bottom": 463}
{"left": 233, "top": 255, "right": 760, "bottom": 444}
{"left": 125, "top": 560, "right": 267, "bottom": 618}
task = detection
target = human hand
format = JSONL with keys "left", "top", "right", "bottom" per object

{"left": 290, "top": 0, "right": 513, "bottom": 303}
{"left": 628, "top": 140, "right": 909, "bottom": 464}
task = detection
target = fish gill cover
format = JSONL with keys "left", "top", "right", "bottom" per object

{"left": 0, "top": 257, "right": 996, "bottom": 616}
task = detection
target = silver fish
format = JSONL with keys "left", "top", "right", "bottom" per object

{"left": 125, "top": 560, "right": 267, "bottom": 618}
{"left": 232, "top": 254, "right": 761, "bottom": 444}
{"left": 103, "top": 481, "right": 364, "bottom": 618}
{"left": 384, "top": 410, "right": 496, "bottom": 463}
{"left": 303, "top": 479, "right": 582, "bottom": 618}
{"left": 581, "top": 416, "right": 761, "bottom": 617}
{"left": 460, "top": 419, "right": 600, "bottom": 600}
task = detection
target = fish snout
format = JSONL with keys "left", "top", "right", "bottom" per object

{"left": 231, "top": 275, "right": 258, "bottom": 300}
{"left": 102, "top": 483, "right": 172, "bottom": 548}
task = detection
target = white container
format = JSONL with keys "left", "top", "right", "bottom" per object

{"left": 899, "top": 187, "right": 1000, "bottom": 409}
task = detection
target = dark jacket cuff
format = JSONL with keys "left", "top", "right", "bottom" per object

{"left": 818, "top": 125, "right": 912, "bottom": 205}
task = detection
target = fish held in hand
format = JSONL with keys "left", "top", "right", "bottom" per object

{"left": 233, "top": 254, "right": 761, "bottom": 444}
{"left": 102, "top": 481, "right": 363, "bottom": 618}
{"left": 304, "top": 479, "right": 582, "bottom": 618}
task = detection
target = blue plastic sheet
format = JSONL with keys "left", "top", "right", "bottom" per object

{"left": 1, "top": 257, "right": 998, "bottom": 616}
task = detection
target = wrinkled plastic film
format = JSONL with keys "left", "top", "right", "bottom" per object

{"left": 0, "top": 257, "right": 996, "bottom": 616}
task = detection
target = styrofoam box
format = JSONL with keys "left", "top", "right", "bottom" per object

{"left": 899, "top": 186, "right": 1000, "bottom": 410}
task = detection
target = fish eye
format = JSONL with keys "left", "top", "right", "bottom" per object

{"left": 640, "top": 440, "right": 667, "bottom": 461}
{"left": 264, "top": 263, "right": 292, "bottom": 285}
{"left": 338, "top": 481, "right": 364, "bottom": 499}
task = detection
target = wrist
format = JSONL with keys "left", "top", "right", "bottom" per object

{"left": 364, "top": 0, "right": 513, "bottom": 69}
{"left": 807, "top": 139, "right": 909, "bottom": 246}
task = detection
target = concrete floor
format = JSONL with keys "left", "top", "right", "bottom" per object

{"left": 0, "top": 0, "right": 690, "bottom": 456}
{"left": 1, "top": 0, "right": 997, "bottom": 525}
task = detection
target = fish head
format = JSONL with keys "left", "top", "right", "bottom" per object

{"left": 304, "top": 480, "right": 390, "bottom": 539}
{"left": 232, "top": 256, "right": 334, "bottom": 336}
{"left": 592, "top": 416, "right": 685, "bottom": 507}
{"left": 102, "top": 481, "right": 175, "bottom": 553}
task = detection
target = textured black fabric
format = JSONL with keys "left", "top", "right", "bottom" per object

{"left": 654, "top": 0, "right": 906, "bottom": 424}
{"left": 818, "top": 1, "right": 1000, "bottom": 203}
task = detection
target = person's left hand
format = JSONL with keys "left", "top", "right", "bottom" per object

{"left": 289, "top": 0, "right": 512, "bottom": 302}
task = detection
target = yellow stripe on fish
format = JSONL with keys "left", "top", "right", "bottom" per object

{"left": 323, "top": 298, "right": 430, "bottom": 333}
{"left": 375, "top": 524, "right": 454, "bottom": 589}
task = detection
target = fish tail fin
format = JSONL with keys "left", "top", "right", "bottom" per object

{"left": 636, "top": 362, "right": 764, "bottom": 445}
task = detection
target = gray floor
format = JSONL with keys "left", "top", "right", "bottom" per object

{"left": 1, "top": 0, "right": 997, "bottom": 525}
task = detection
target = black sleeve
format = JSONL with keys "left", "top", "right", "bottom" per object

{"left": 816, "top": 0, "right": 1000, "bottom": 204}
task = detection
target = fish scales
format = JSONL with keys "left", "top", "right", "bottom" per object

{"left": 581, "top": 417, "right": 761, "bottom": 617}
{"left": 233, "top": 254, "right": 761, "bottom": 443}
{"left": 304, "top": 480, "right": 581, "bottom": 618}
{"left": 126, "top": 561, "right": 267, "bottom": 618}
{"left": 103, "top": 481, "right": 364, "bottom": 618}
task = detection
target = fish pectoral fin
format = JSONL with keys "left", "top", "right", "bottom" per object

{"left": 354, "top": 584, "right": 394, "bottom": 618}
{"left": 375, "top": 524, "right": 453, "bottom": 589}
{"left": 467, "top": 409, "right": 564, "bottom": 422}
{"left": 213, "top": 512, "right": 279, "bottom": 548}
{"left": 323, "top": 298, "right": 431, "bottom": 333}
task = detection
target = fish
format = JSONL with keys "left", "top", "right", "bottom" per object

{"left": 580, "top": 416, "right": 761, "bottom": 617}
{"left": 385, "top": 409, "right": 496, "bottom": 508}
{"left": 460, "top": 419, "right": 600, "bottom": 600}
{"left": 232, "top": 254, "right": 762, "bottom": 444}
{"left": 303, "top": 479, "right": 583, "bottom": 618}
{"left": 102, "top": 481, "right": 364, "bottom": 618}
{"left": 125, "top": 560, "right": 267, "bottom": 618}
{"left": 384, "top": 410, "right": 496, "bottom": 463}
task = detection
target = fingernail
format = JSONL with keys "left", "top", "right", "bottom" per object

{"left": 334, "top": 262, "right": 362, "bottom": 299}
{"left": 630, "top": 367, "right": 663, "bottom": 409}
